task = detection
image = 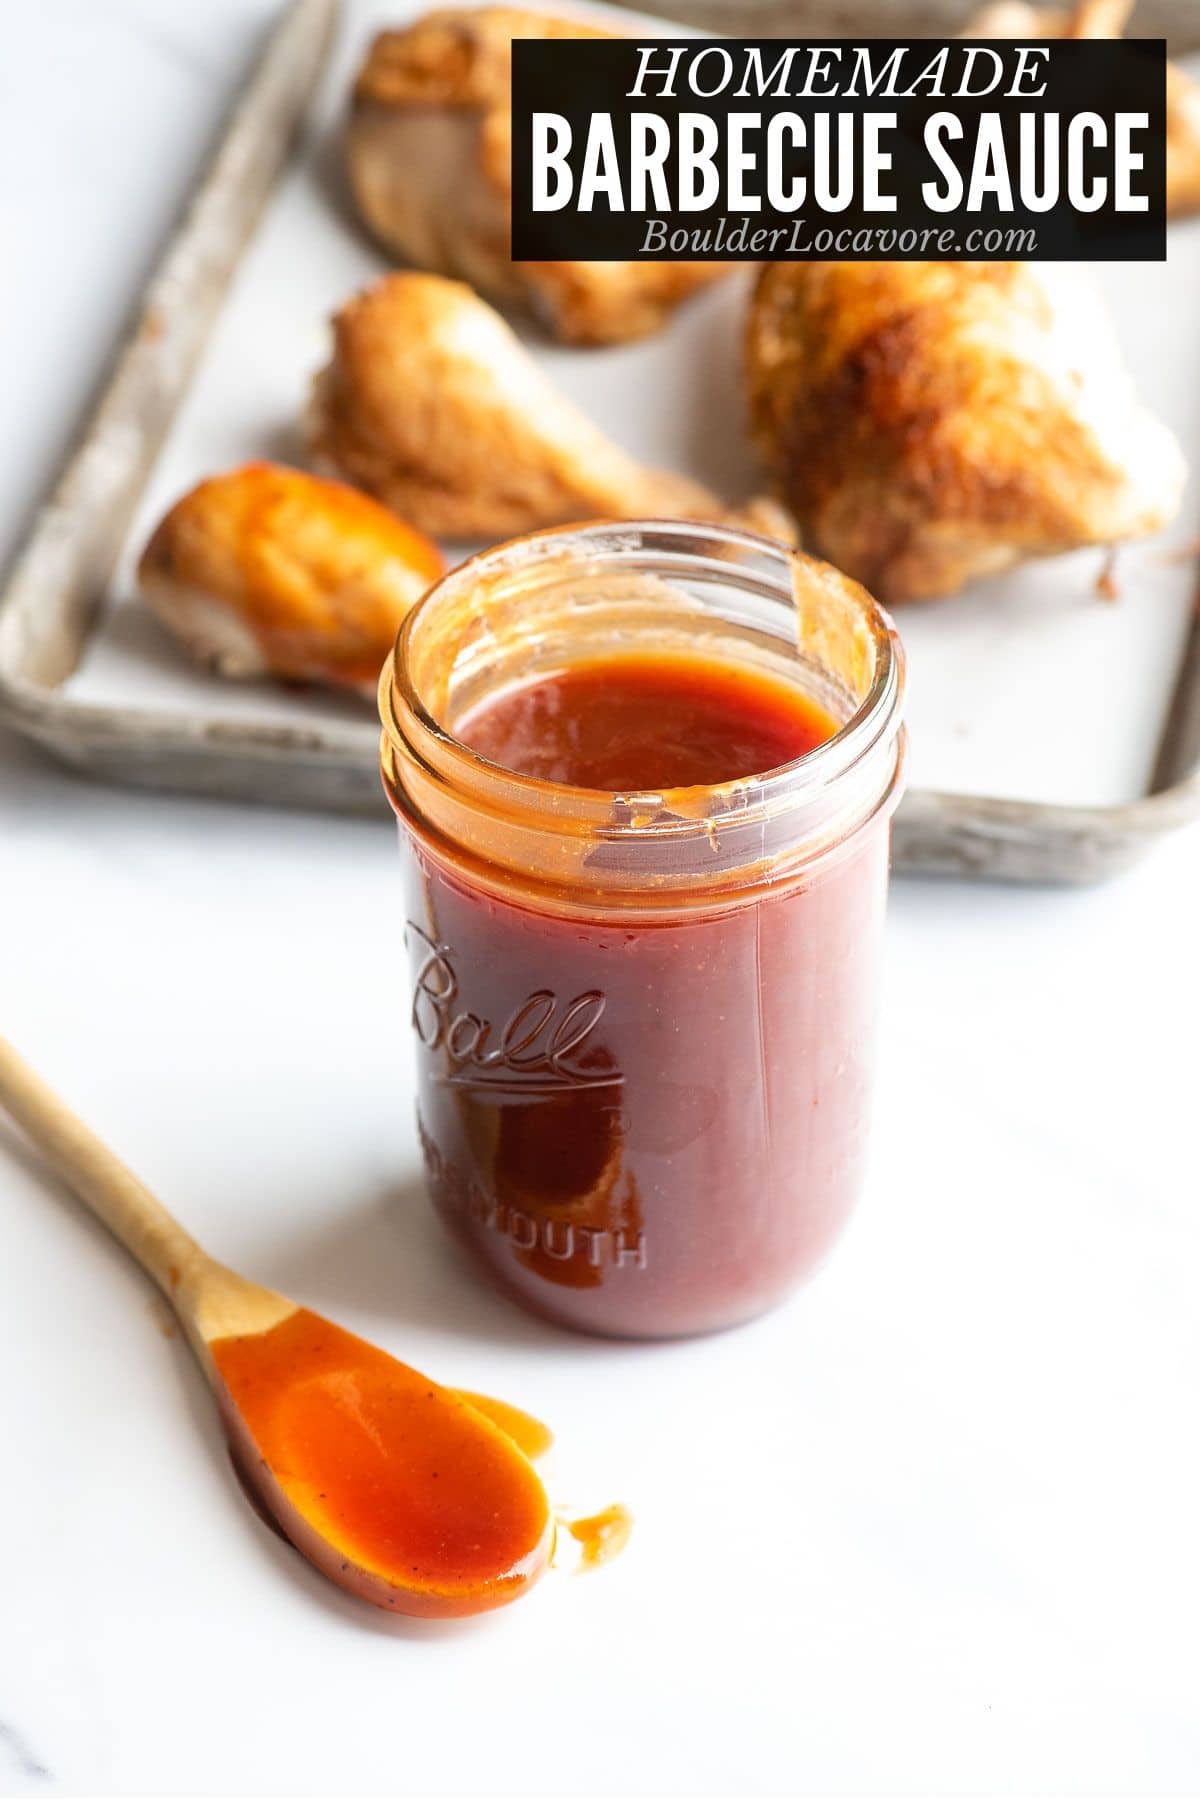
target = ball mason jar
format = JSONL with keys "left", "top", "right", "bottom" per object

{"left": 379, "top": 521, "right": 906, "bottom": 1338}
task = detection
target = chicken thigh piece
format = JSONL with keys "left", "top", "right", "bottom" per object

{"left": 962, "top": 0, "right": 1200, "bottom": 218}
{"left": 745, "top": 261, "right": 1186, "bottom": 603}
{"left": 138, "top": 463, "right": 442, "bottom": 693}
{"left": 309, "top": 273, "right": 791, "bottom": 543}
{"left": 344, "top": 6, "right": 729, "bottom": 345}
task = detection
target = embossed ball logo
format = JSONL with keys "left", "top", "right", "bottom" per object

{"left": 404, "top": 923, "right": 623, "bottom": 1096}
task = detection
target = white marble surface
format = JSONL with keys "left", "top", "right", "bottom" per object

{"left": 1, "top": 4, "right": 1199, "bottom": 1796}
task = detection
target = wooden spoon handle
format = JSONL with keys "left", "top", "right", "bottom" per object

{"left": 0, "top": 1036, "right": 205, "bottom": 1300}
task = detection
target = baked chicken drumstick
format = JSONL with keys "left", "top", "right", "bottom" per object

{"left": 309, "top": 273, "right": 790, "bottom": 542}
{"left": 962, "top": 0, "right": 1200, "bottom": 218}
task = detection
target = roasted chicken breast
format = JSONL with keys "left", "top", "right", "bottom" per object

{"left": 745, "top": 261, "right": 1186, "bottom": 602}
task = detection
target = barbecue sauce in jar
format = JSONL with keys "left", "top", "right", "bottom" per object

{"left": 380, "top": 525, "right": 905, "bottom": 1337}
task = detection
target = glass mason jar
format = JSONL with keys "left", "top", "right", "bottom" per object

{"left": 379, "top": 521, "right": 906, "bottom": 1339}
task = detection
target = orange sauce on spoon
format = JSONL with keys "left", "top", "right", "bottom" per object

{"left": 211, "top": 1309, "right": 554, "bottom": 1617}
{"left": 452, "top": 1391, "right": 555, "bottom": 1460}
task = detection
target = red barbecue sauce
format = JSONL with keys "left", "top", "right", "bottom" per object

{"left": 211, "top": 1309, "right": 553, "bottom": 1615}
{"left": 460, "top": 654, "right": 834, "bottom": 790}
{"left": 399, "top": 650, "right": 892, "bottom": 1338}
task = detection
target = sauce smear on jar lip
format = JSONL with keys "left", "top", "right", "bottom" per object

{"left": 457, "top": 652, "right": 838, "bottom": 791}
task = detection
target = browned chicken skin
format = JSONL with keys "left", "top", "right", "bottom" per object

{"left": 962, "top": 0, "right": 1200, "bottom": 218}
{"left": 345, "top": 6, "right": 729, "bottom": 345}
{"left": 745, "top": 261, "right": 1186, "bottom": 603}
{"left": 138, "top": 463, "right": 443, "bottom": 692}
{"left": 309, "top": 272, "right": 792, "bottom": 542}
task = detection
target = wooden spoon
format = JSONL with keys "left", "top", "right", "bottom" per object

{"left": 0, "top": 1037, "right": 553, "bottom": 1618}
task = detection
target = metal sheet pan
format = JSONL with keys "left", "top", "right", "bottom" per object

{"left": 2, "top": 0, "right": 1198, "bottom": 882}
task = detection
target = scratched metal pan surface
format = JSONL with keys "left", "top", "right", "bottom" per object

{"left": 1, "top": 0, "right": 1198, "bottom": 882}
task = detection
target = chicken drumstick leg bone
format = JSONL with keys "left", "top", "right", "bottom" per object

{"left": 308, "top": 273, "right": 792, "bottom": 545}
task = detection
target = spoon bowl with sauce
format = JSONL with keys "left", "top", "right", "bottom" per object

{"left": 0, "top": 1037, "right": 554, "bottom": 1618}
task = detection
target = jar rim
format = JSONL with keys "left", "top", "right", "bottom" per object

{"left": 380, "top": 519, "right": 904, "bottom": 848}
